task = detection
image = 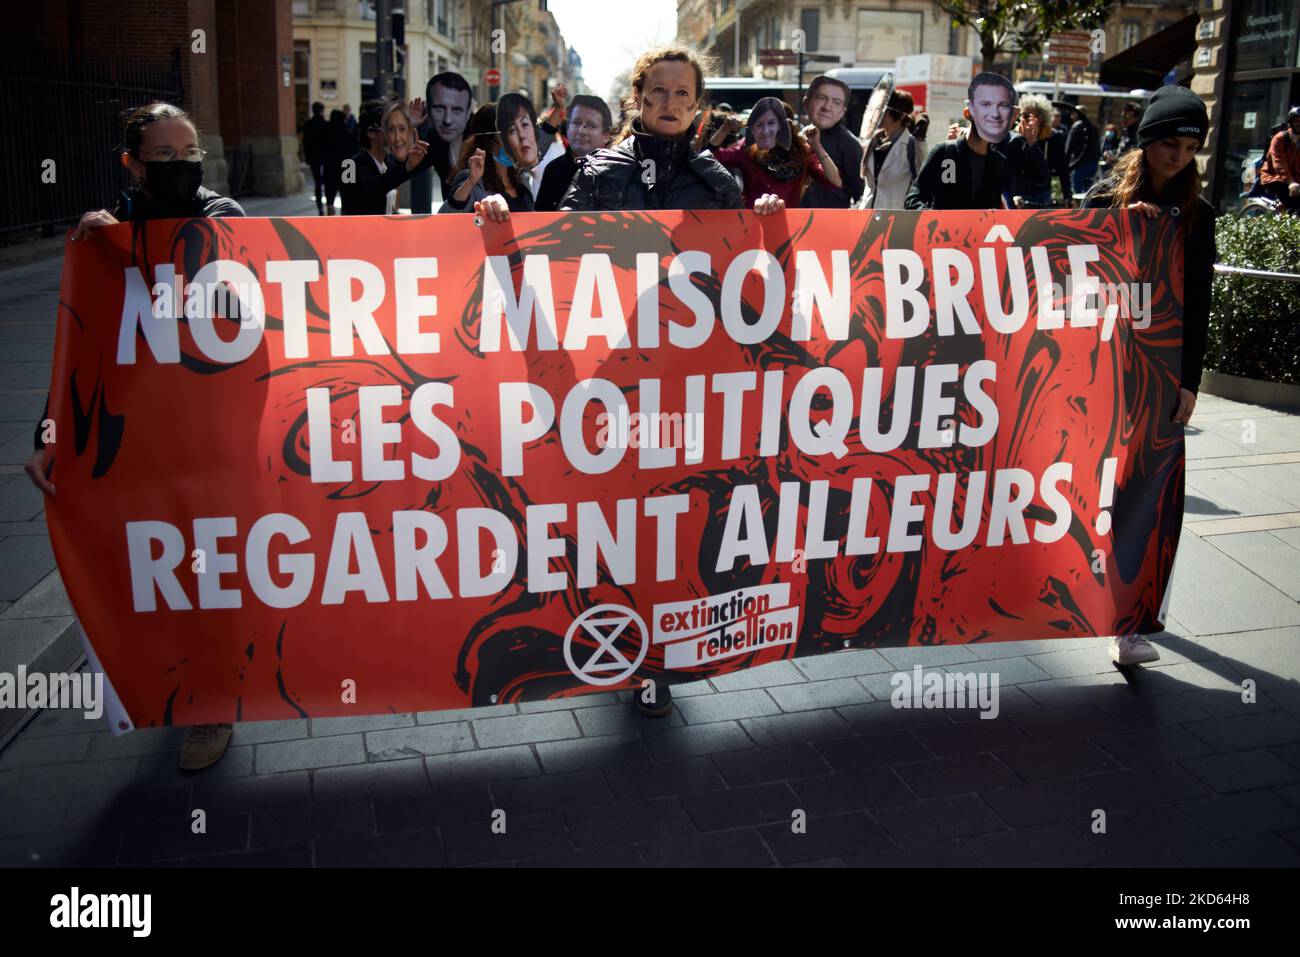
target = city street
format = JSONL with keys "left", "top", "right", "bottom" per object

{"left": 2, "top": 195, "right": 1299, "bottom": 867}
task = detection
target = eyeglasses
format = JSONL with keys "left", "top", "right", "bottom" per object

{"left": 138, "top": 147, "right": 207, "bottom": 162}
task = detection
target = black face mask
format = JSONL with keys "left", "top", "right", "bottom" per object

{"left": 143, "top": 160, "right": 203, "bottom": 207}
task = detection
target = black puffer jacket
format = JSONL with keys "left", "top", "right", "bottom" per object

{"left": 561, "top": 119, "right": 741, "bottom": 211}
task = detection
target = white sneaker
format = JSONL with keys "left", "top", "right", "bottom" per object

{"left": 1110, "top": 635, "right": 1161, "bottom": 666}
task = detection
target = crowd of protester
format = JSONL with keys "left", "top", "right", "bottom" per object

{"left": 30, "top": 41, "right": 1244, "bottom": 766}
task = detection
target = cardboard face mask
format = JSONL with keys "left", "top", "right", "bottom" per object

{"left": 744, "top": 97, "right": 792, "bottom": 151}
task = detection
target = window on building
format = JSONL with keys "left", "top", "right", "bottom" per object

{"left": 293, "top": 0, "right": 312, "bottom": 16}
{"left": 425, "top": 0, "right": 434, "bottom": 26}
{"left": 436, "top": 0, "right": 449, "bottom": 36}
{"left": 1120, "top": 21, "right": 1141, "bottom": 49}
{"left": 358, "top": 1, "right": 376, "bottom": 21}
{"left": 800, "top": 8, "right": 820, "bottom": 52}
{"left": 294, "top": 41, "right": 311, "bottom": 126}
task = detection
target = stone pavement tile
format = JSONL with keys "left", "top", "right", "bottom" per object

{"left": 602, "top": 757, "right": 726, "bottom": 802}
{"left": 894, "top": 753, "right": 1021, "bottom": 798}
{"left": 1177, "top": 790, "right": 1300, "bottom": 840}
{"left": 967, "top": 636, "right": 1109, "bottom": 659}
{"left": 204, "top": 846, "right": 314, "bottom": 867}
{"left": 62, "top": 785, "right": 192, "bottom": 832}
{"left": 709, "top": 659, "right": 806, "bottom": 691}
{"left": 756, "top": 810, "right": 893, "bottom": 864}
{"left": 1091, "top": 725, "right": 1215, "bottom": 767}
{"left": 136, "top": 746, "right": 255, "bottom": 785}
{"left": 1172, "top": 834, "right": 1300, "bottom": 867}
{"left": 192, "top": 771, "right": 311, "bottom": 810}
{"left": 995, "top": 740, "right": 1121, "bottom": 781}
{"left": 1084, "top": 764, "right": 1213, "bottom": 808}
{"left": 491, "top": 770, "right": 615, "bottom": 816}
{"left": 1185, "top": 469, "right": 1300, "bottom": 516}
{"left": 768, "top": 677, "right": 873, "bottom": 712}
{"left": 637, "top": 829, "right": 774, "bottom": 867}
{"left": 0, "top": 617, "right": 72, "bottom": 678}
{"left": 417, "top": 703, "right": 517, "bottom": 724}
{"left": 944, "top": 685, "right": 1044, "bottom": 722}
{"left": 1092, "top": 692, "right": 1212, "bottom": 728}
{"left": 943, "top": 655, "right": 1053, "bottom": 687}
{"left": 310, "top": 713, "right": 415, "bottom": 736}
{"left": 1006, "top": 705, "right": 1123, "bottom": 741}
{"left": 1122, "top": 659, "right": 1252, "bottom": 696}
{"left": 1024, "top": 645, "right": 1118, "bottom": 679}
{"left": 813, "top": 730, "right": 933, "bottom": 771}
{"left": 0, "top": 535, "right": 55, "bottom": 600}
{"left": 118, "top": 810, "right": 250, "bottom": 864}
{"left": 1182, "top": 711, "right": 1300, "bottom": 753}
{"left": 566, "top": 797, "right": 696, "bottom": 848}
{"left": 0, "top": 522, "right": 45, "bottom": 536}
{"left": 312, "top": 757, "right": 429, "bottom": 798}
{"left": 682, "top": 782, "right": 799, "bottom": 830}
{"left": 981, "top": 778, "right": 1105, "bottom": 828}
{"left": 516, "top": 845, "right": 644, "bottom": 867}
{"left": 364, "top": 723, "right": 474, "bottom": 761}
{"left": 0, "top": 730, "right": 92, "bottom": 768}
{"left": 425, "top": 745, "right": 541, "bottom": 786}
{"left": 1274, "top": 743, "right": 1300, "bottom": 772}
{"left": 0, "top": 569, "right": 69, "bottom": 618}
{"left": 639, "top": 721, "right": 754, "bottom": 760}
{"left": 86, "top": 727, "right": 188, "bottom": 760}
{"left": 1180, "top": 689, "right": 1278, "bottom": 718}
{"left": 837, "top": 699, "right": 958, "bottom": 734}
{"left": 575, "top": 703, "right": 685, "bottom": 737}
{"left": 876, "top": 644, "right": 982, "bottom": 669}
{"left": 0, "top": 474, "right": 44, "bottom": 522}
{"left": 674, "top": 688, "right": 781, "bottom": 724}
{"left": 254, "top": 735, "right": 365, "bottom": 774}
{"left": 16, "top": 756, "right": 139, "bottom": 798}
{"left": 316, "top": 828, "right": 445, "bottom": 867}
{"left": 537, "top": 733, "right": 651, "bottom": 773}
{"left": 1182, "top": 750, "right": 1300, "bottom": 792}
{"left": 1209, "top": 531, "right": 1300, "bottom": 600}
{"left": 841, "top": 840, "right": 980, "bottom": 867}
{"left": 1016, "top": 672, "right": 1132, "bottom": 709}
{"left": 962, "top": 821, "right": 1106, "bottom": 867}
{"left": 1166, "top": 535, "right": 1300, "bottom": 633}
{"left": 791, "top": 648, "right": 893, "bottom": 680}
{"left": 0, "top": 392, "right": 48, "bottom": 425}
{"left": 0, "top": 795, "right": 68, "bottom": 839}
{"left": 250, "top": 797, "right": 375, "bottom": 848}
{"left": 1281, "top": 829, "right": 1300, "bottom": 853}
{"left": 1269, "top": 689, "right": 1300, "bottom": 718}
{"left": 1274, "top": 526, "right": 1300, "bottom": 550}
{"left": 1195, "top": 626, "right": 1300, "bottom": 684}
{"left": 224, "top": 719, "right": 310, "bottom": 745}
{"left": 1087, "top": 805, "right": 1215, "bottom": 865}
{"left": 788, "top": 766, "right": 917, "bottom": 814}
{"left": 668, "top": 679, "right": 715, "bottom": 698}
{"left": 471, "top": 711, "right": 579, "bottom": 749}
{"left": 0, "top": 768, "right": 18, "bottom": 800}
{"left": 373, "top": 783, "right": 493, "bottom": 832}
{"left": 912, "top": 716, "right": 1033, "bottom": 756}
{"left": 874, "top": 793, "right": 1008, "bottom": 845}
{"left": 0, "top": 829, "right": 120, "bottom": 867}
{"left": 711, "top": 742, "right": 832, "bottom": 787}
{"left": 517, "top": 691, "right": 619, "bottom": 714}
{"left": 739, "top": 708, "right": 856, "bottom": 746}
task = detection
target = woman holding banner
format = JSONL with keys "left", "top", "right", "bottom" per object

{"left": 439, "top": 94, "right": 540, "bottom": 219}
{"left": 25, "top": 102, "right": 244, "bottom": 771}
{"left": 1083, "top": 85, "right": 1215, "bottom": 667}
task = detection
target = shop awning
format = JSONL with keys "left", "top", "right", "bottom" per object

{"left": 1100, "top": 13, "right": 1200, "bottom": 90}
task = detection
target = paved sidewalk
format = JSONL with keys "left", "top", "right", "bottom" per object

{"left": 2, "top": 224, "right": 1299, "bottom": 866}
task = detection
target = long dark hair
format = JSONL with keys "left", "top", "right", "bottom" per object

{"left": 1102, "top": 145, "right": 1201, "bottom": 230}
{"left": 451, "top": 103, "right": 525, "bottom": 195}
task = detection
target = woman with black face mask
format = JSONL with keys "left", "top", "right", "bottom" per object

{"left": 28, "top": 102, "right": 244, "bottom": 775}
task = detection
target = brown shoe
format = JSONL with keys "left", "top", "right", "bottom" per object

{"left": 179, "top": 723, "right": 234, "bottom": 771}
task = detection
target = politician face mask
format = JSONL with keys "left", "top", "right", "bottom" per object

{"left": 144, "top": 159, "right": 204, "bottom": 206}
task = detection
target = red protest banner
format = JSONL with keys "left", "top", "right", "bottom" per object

{"left": 46, "top": 209, "right": 1186, "bottom": 726}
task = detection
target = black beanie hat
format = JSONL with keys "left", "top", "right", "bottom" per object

{"left": 1137, "top": 85, "right": 1208, "bottom": 148}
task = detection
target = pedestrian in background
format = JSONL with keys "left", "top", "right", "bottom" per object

{"left": 1014, "top": 94, "right": 1055, "bottom": 205}
{"left": 1259, "top": 106, "right": 1300, "bottom": 212}
{"left": 534, "top": 93, "right": 613, "bottom": 212}
{"left": 302, "top": 101, "right": 328, "bottom": 215}
{"left": 708, "top": 95, "right": 843, "bottom": 209}
{"left": 322, "top": 109, "right": 352, "bottom": 215}
{"left": 1066, "top": 105, "right": 1100, "bottom": 196}
{"left": 861, "top": 89, "right": 924, "bottom": 210}
{"left": 1083, "top": 84, "right": 1216, "bottom": 669}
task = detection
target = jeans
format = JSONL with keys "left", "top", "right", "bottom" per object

{"left": 1071, "top": 162, "right": 1098, "bottom": 196}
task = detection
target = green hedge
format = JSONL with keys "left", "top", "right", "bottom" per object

{"left": 1208, "top": 214, "right": 1300, "bottom": 385}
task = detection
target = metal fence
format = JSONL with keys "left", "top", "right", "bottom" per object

{"left": 0, "top": 50, "right": 183, "bottom": 239}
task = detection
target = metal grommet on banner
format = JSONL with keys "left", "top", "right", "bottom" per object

{"left": 490, "top": 694, "right": 498, "bottom": 704}
{"left": 1169, "top": 205, "right": 1180, "bottom": 218}
{"left": 843, "top": 639, "right": 851, "bottom": 648}
{"left": 474, "top": 215, "right": 484, "bottom": 227}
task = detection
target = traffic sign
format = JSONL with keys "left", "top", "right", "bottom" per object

{"left": 486, "top": 67, "right": 501, "bottom": 86}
